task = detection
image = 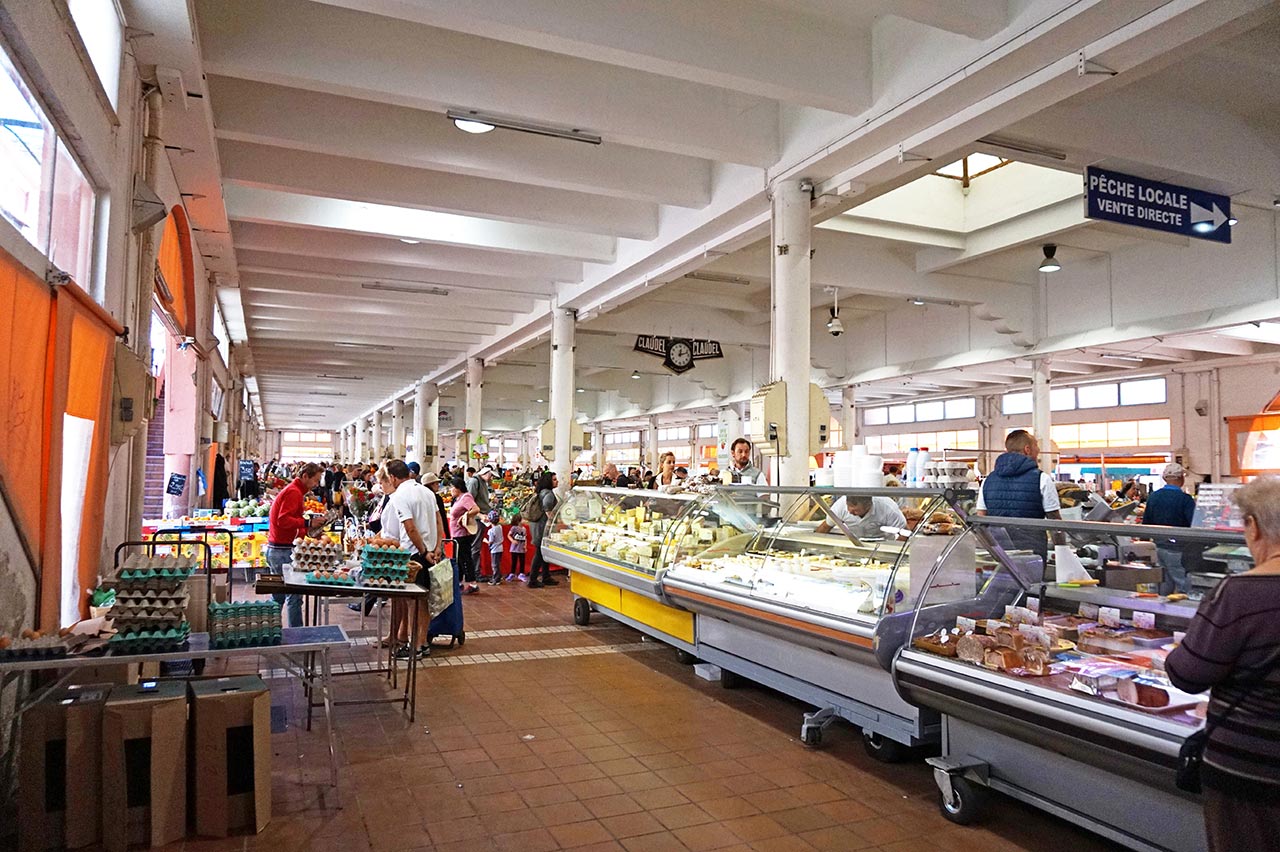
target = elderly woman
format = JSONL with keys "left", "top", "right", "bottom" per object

{"left": 1166, "top": 476, "right": 1280, "bottom": 851}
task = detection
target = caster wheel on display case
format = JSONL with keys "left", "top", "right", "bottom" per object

{"left": 862, "top": 730, "right": 909, "bottom": 763}
{"left": 674, "top": 649, "right": 697, "bottom": 665}
{"left": 938, "top": 776, "right": 989, "bottom": 825}
{"left": 800, "top": 726, "right": 823, "bottom": 748}
{"left": 720, "top": 668, "right": 743, "bottom": 689}
{"left": 573, "top": 597, "right": 591, "bottom": 626}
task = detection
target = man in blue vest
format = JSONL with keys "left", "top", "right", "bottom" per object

{"left": 976, "top": 429, "right": 1062, "bottom": 571}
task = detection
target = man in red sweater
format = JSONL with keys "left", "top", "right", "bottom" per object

{"left": 266, "top": 462, "right": 327, "bottom": 626}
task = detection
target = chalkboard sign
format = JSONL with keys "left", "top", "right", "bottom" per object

{"left": 238, "top": 459, "right": 255, "bottom": 481}
{"left": 166, "top": 473, "right": 187, "bottom": 496}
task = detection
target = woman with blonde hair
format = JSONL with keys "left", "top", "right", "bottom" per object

{"left": 1166, "top": 476, "right": 1280, "bottom": 850}
{"left": 649, "top": 451, "right": 679, "bottom": 491}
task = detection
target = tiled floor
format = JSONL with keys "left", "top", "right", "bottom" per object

{"left": 179, "top": 572, "right": 1122, "bottom": 852}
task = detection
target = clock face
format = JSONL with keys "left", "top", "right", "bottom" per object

{"left": 668, "top": 341, "right": 693, "bottom": 368}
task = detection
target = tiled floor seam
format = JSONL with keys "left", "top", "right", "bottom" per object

{"left": 258, "top": 641, "right": 661, "bottom": 678}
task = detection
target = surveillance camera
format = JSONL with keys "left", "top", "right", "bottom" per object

{"left": 829, "top": 316, "right": 844, "bottom": 337}
{"left": 1194, "top": 399, "right": 1209, "bottom": 417}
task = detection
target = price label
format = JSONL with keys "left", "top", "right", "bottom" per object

{"left": 1078, "top": 603, "right": 1100, "bottom": 620}
{"left": 1099, "top": 606, "right": 1123, "bottom": 628}
{"left": 1026, "top": 597, "right": 1040, "bottom": 614}
{"left": 1133, "top": 610, "right": 1156, "bottom": 630}
{"left": 956, "top": 616, "right": 976, "bottom": 633}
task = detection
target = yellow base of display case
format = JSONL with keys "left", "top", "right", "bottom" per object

{"left": 570, "top": 572, "right": 694, "bottom": 645}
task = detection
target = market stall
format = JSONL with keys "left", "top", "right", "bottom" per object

{"left": 543, "top": 486, "right": 699, "bottom": 658}
{"left": 659, "top": 485, "right": 973, "bottom": 755}
{"left": 894, "top": 514, "right": 1243, "bottom": 852}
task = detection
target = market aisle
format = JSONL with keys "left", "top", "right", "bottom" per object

{"left": 194, "top": 581, "right": 1122, "bottom": 852}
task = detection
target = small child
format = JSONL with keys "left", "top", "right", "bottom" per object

{"left": 507, "top": 513, "right": 528, "bottom": 582}
{"left": 485, "top": 510, "right": 504, "bottom": 585}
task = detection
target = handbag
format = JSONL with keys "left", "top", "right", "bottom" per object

{"left": 1176, "top": 646, "right": 1280, "bottom": 793}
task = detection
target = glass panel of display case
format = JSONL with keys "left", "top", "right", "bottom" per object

{"left": 544, "top": 486, "right": 698, "bottom": 576}
{"left": 904, "top": 515, "right": 1248, "bottom": 732}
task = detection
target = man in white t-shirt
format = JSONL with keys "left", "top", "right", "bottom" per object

{"left": 385, "top": 459, "right": 445, "bottom": 660}
{"left": 816, "top": 495, "right": 906, "bottom": 540}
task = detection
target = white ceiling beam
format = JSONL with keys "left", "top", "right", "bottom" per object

{"left": 219, "top": 140, "right": 660, "bottom": 241}
{"left": 247, "top": 320, "right": 484, "bottom": 346}
{"left": 224, "top": 185, "right": 616, "bottom": 263}
{"left": 246, "top": 307, "right": 500, "bottom": 336}
{"left": 239, "top": 270, "right": 540, "bottom": 315}
{"left": 1159, "top": 333, "right": 1262, "bottom": 357}
{"left": 195, "top": 0, "right": 779, "bottom": 165}
{"left": 237, "top": 253, "right": 556, "bottom": 299}
{"left": 311, "top": 0, "right": 872, "bottom": 114}
{"left": 242, "top": 293, "right": 523, "bottom": 327}
{"left": 914, "top": 195, "right": 1090, "bottom": 274}
{"left": 230, "top": 222, "right": 581, "bottom": 282}
{"left": 208, "top": 77, "right": 712, "bottom": 210}
{"left": 885, "top": 0, "right": 1010, "bottom": 39}
{"left": 817, "top": 216, "right": 965, "bottom": 249}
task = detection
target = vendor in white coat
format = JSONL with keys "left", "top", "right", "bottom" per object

{"left": 816, "top": 495, "right": 906, "bottom": 541}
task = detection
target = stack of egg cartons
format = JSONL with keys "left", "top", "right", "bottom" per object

{"left": 106, "top": 554, "right": 196, "bottom": 652}
{"left": 360, "top": 543, "right": 412, "bottom": 588}
{"left": 291, "top": 538, "right": 347, "bottom": 582}
{"left": 208, "top": 600, "right": 283, "bottom": 648}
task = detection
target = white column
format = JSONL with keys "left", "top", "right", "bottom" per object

{"left": 391, "top": 398, "right": 406, "bottom": 458}
{"left": 1032, "top": 358, "right": 1052, "bottom": 467}
{"left": 372, "top": 410, "right": 384, "bottom": 461}
{"left": 842, "top": 386, "right": 858, "bottom": 448}
{"left": 646, "top": 415, "right": 660, "bottom": 471}
{"left": 465, "top": 357, "right": 483, "bottom": 466}
{"left": 339, "top": 427, "right": 347, "bottom": 463}
{"left": 771, "top": 179, "right": 813, "bottom": 487}
{"left": 549, "top": 307, "right": 576, "bottom": 489}
{"left": 412, "top": 381, "right": 436, "bottom": 466}
{"left": 354, "top": 419, "right": 365, "bottom": 462}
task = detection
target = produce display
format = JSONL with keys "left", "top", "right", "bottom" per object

{"left": 910, "top": 601, "right": 1204, "bottom": 722}
{"left": 209, "top": 600, "right": 283, "bottom": 648}
{"left": 102, "top": 555, "right": 195, "bottom": 653}
{"left": 223, "top": 497, "right": 271, "bottom": 519}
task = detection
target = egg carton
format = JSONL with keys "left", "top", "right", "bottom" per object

{"left": 0, "top": 636, "right": 69, "bottom": 660}
{"left": 360, "top": 576, "right": 406, "bottom": 589}
{"left": 361, "top": 562, "right": 410, "bottom": 579}
{"left": 305, "top": 571, "right": 357, "bottom": 586}
{"left": 210, "top": 630, "right": 283, "bottom": 650}
{"left": 120, "top": 555, "right": 202, "bottom": 573}
{"left": 108, "top": 623, "right": 191, "bottom": 653}
{"left": 113, "top": 589, "right": 189, "bottom": 607}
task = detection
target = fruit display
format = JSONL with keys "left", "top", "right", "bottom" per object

{"left": 101, "top": 555, "right": 195, "bottom": 653}
{"left": 304, "top": 497, "right": 326, "bottom": 514}
{"left": 209, "top": 601, "right": 283, "bottom": 648}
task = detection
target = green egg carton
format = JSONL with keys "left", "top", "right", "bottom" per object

{"left": 119, "top": 565, "right": 197, "bottom": 581}
{"left": 108, "top": 622, "right": 191, "bottom": 653}
{"left": 305, "top": 571, "right": 357, "bottom": 586}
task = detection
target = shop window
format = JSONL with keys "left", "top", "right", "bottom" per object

{"left": 67, "top": 0, "right": 124, "bottom": 109}
{"left": 1138, "top": 418, "right": 1171, "bottom": 446}
{"left": 697, "top": 423, "right": 716, "bottom": 439}
{"left": 1107, "top": 420, "right": 1139, "bottom": 446}
{"left": 1051, "top": 388, "right": 1076, "bottom": 412}
{"left": 944, "top": 398, "right": 976, "bottom": 420}
{"left": 881, "top": 434, "right": 899, "bottom": 453}
{"left": 955, "top": 430, "right": 980, "bottom": 450}
{"left": 889, "top": 405, "right": 915, "bottom": 424}
{"left": 1002, "top": 392, "right": 1032, "bottom": 415}
{"left": 1121, "top": 378, "right": 1166, "bottom": 406}
{"left": 0, "top": 41, "right": 96, "bottom": 288}
{"left": 864, "top": 435, "right": 882, "bottom": 454}
{"left": 1051, "top": 424, "right": 1080, "bottom": 449}
{"left": 915, "top": 401, "right": 944, "bottom": 422}
{"left": 1077, "top": 383, "right": 1119, "bottom": 409}
{"left": 1078, "top": 423, "right": 1109, "bottom": 449}
{"left": 864, "top": 407, "right": 889, "bottom": 426}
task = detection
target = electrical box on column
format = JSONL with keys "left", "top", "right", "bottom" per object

{"left": 749, "top": 383, "right": 785, "bottom": 456}
{"left": 809, "top": 384, "right": 830, "bottom": 454}
{"left": 540, "top": 419, "right": 586, "bottom": 462}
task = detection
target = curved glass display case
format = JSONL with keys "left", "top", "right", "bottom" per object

{"left": 894, "top": 514, "right": 1244, "bottom": 848}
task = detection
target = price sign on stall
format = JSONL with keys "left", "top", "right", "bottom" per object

{"left": 166, "top": 473, "right": 187, "bottom": 496}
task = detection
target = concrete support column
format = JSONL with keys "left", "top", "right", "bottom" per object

{"left": 1032, "top": 358, "right": 1052, "bottom": 468}
{"left": 414, "top": 381, "right": 439, "bottom": 467}
{"left": 465, "top": 357, "right": 484, "bottom": 466}
{"left": 354, "top": 419, "right": 365, "bottom": 463}
{"left": 842, "top": 386, "right": 857, "bottom": 449}
{"left": 647, "top": 416, "right": 660, "bottom": 471}
{"left": 372, "top": 410, "right": 385, "bottom": 461}
{"left": 391, "top": 399, "right": 406, "bottom": 458}
{"left": 771, "top": 179, "right": 812, "bottom": 487}
{"left": 549, "top": 307, "right": 576, "bottom": 490}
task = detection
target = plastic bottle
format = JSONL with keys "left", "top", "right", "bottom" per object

{"left": 905, "top": 448, "right": 919, "bottom": 484}
{"left": 917, "top": 447, "right": 931, "bottom": 484}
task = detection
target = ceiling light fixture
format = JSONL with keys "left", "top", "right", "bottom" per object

{"left": 309, "top": 391, "right": 348, "bottom": 397}
{"left": 399, "top": 238, "right": 421, "bottom": 244}
{"left": 686, "top": 271, "right": 754, "bottom": 286}
{"left": 577, "top": 387, "right": 586, "bottom": 393}
{"left": 361, "top": 283, "right": 450, "bottom": 297}
{"left": 1039, "top": 244, "right": 1061, "bottom": 273}
{"left": 446, "top": 109, "right": 601, "bottom": 145}
{"left": 317, "top": 374, "right": 365, "bottom": 381}
{"left": 1227, "top": 216, "right": 1238, "bottom": 226}
{"left": 334, "top": 342, "right": 395, "bottom": 351}
{"left": 1100, "top": 353, "right": 1144, "bottom": 363}
{"left": 631, "top": 370, "right": 641, "bottom": 380}
{"left": 911, "top": 298, "right": 925, "bottom": 306}
{"left": 535, "top": 398, "right": 545, "bottom": 403}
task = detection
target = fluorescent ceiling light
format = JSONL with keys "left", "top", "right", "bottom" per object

{"left": 686, "top": 271, "right": 753, "bottom": 285}
{"left": 1100, "top": 353, "right": 1143, "bottom": 363}
{"left": 399, "top": 238, "right": 421, "bottom": 244}
{"left": 317, "top": 374, "right": 365, "bottom": 380}
{"left": 335, "top": 342, "right": 395, "bottom": 351}
{"left": 577, "top": 387, "right": 586, "bottom": 393}
{"left": 535, "top": 398, "right": 545, "bottom": 403}
{"left": 361, "top": 283, "right": 449, "bottom": 297}
{"left": 446, "top": 109, "right": 601, "bottom": 145}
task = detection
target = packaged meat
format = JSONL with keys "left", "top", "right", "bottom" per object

{"left": 1041, "top": 614, "right": 1097, "bottom": 640}
{"left": 983, "top": 647, "right": 1023, "bottom": 671}
{"left": 1019, "top": 646, "right": 1053, "bottom": 676}
{"left": 1066, "top": 659, "right": 1141, "bottom": 696}
{"left": 913, "top": 628, "right": 962, "bottom": 657}
{"left": 1004, "top": 605, "right": 1040, "bottom": 626}
{"left": 956, "top": 634, "right": 996, "bottom": 663}
{"left": 1016, "top": 624, "right": 1055, "bottom": 650}
{"left": 1116, "top": 676, "right": 1171, "bottom": 708}
{"left": 1078, "top": 626, "right": 1138, "bottom": 655}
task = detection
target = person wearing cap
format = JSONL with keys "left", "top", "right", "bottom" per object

{"left": 406, "top": 461, "right": 421, "bottom": 480}
{"left": 1143, "top": 462, "right": 1197, "bottom": 595}
{"left": 466, "top": 464, "right": 496, "bottom": 580}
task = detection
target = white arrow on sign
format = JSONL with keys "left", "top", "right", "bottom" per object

{"left": 1189, "top": 200, "right": 1227, "bottom": 230}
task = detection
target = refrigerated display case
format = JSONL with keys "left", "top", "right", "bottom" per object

{"left": 894, "top": 514, "right": 1245, "bottom": 852}
{"left": 542, "top": 487, "right": 700, "bottom": 656}
{"left": 659, "top": 485, "right": 977, "bottom": 756}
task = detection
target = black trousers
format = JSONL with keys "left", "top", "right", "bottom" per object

{"left": 454, "top": 534, "right": 477, "bottom": 583}
{"left": 510, "top": 552, "right": 526, "bottom": 575}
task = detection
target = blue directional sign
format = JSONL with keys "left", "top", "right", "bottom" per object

{"left": 1085, "top": 166, "right": 1231, "bottom": 244}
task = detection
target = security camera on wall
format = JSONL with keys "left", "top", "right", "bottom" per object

{"left": 827, "top": 307, "right": 844, "bottom": 337}
{"left": 1194, "top": 399, "right": 1209, "bottom": 417}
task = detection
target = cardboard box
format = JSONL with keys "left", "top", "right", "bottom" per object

{"left": 186, "top": 574, "right": 228, "bottom": 633}
{"left": 188, "top": 676, "right": 272, "bottom": 836}
{"left": 102, "top": 680, "right": 188, "bottom": 852}
{"left": 1102, "top": 563, "right": 1164, "bottom": 591}
{"left": 19, "top": 684, "right": 111, "bottom": 851}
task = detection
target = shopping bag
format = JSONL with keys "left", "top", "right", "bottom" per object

{"left": 428, "top": 560, "right": 454, "bottom": 618}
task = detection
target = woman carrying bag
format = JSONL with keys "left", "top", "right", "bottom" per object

{"left": 1166, "top": 476, "right": 1280, "bottom": 851}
